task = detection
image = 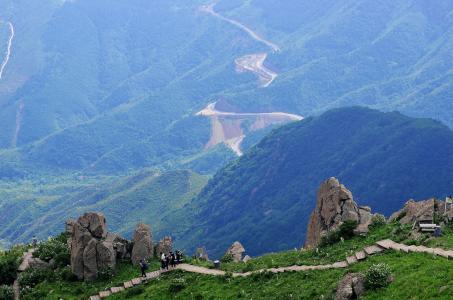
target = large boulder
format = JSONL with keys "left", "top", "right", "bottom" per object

{"left": 305, "top": 178, "right": 373, "bottom": 248}
{"left": 195, "top": 247, "right": 209, "bottom": 261}
{"left": 131, "top": 223, "right": 153, "bottom": 265}
{"left": 156, "top": 236, "right": 173, "bottom": 256}
{"left": 335, "top": 273, "right": 365, "bottom": 300}
{"left": 69, "top": 212, "right": 127, "bottom": 280}
{"left": 226, "top": 241, "right": 245, "bottom": 262}
{"left": 78, "top": 213, "right": 107, "bottom": 239}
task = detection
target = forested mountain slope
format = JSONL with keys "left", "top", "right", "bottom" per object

{"left": 181, "top": 107, "right": 453, "bottom": 257}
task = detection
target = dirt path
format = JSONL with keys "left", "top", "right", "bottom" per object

{"left": 200, "top": 4, "right": 280, "bottom": 53}
{"left": 13, "top": 248, "right": 35, "bottom": 300}
{"left": 197, "top": 102, "right": 302, "bottom": 155}
{"left": 0, "top": 21, "right": 14, "bottom": 80}
{"left": 200, "top": 3, "right": 280, "bottom": 87}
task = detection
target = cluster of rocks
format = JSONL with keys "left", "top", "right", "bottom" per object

{"left": 335, "top": 273, "right": 365, "bottom": 300}
{"left": 68, "top": 213, "right": 131, "bottom": 280}
{"left": 389, "top": 198, "right": 453, "bottom": 225}
{"left": 68, "top": 213, "right": 171, "bottom": 281}
{"left": 305, "top": 177, "right": 375, "bottom": 249}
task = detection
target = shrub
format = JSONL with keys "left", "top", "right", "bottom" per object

{"left": 98, "top": 267, "right": 114, "bottom": 280}
{"left": 56, "top": 266, "right": 78, "bottom": 282}
{"left": 220, "top": 253, "right": 234, "bottom": 263}
{"left": 125, "top": 285, "right": 145, "bottom": 298}
{"left": 0, "top": 251, "right": 20, "bottom": 285}
{"left": 0, "top": 285, "right": 13, "bottom": 300}
{"left": 370, "top": 214, "right": 386, "bottom": 227}
{"left": 320, "top": 220, "right": 358, "bottom": 246}
{"left": 365, "top": 263, "right": 392, "bottom": 290}
{"left": 168, "top": 278, "right": 187, "bottom": 294}
{"left": 34, "top": 233, "right": 70, "bottom": 268}
{"left": 19, "top": 268, "right": 55, "bottom": 289}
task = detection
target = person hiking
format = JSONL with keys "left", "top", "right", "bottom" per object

{"left": 32, "top": 236, "right": 38, "bottom": 247}
{"left": 176, "top": 250, "right": 181, "bottom": 264}
{"left": 139, "top": 259, "right": 148, "bottom": 277}
{"left": 170, "top": 251, "right": 176, "bottom": 268}
{"left": 160, "top": 252, "right": 166, "bottom": 270}
{"left": 165, "top": 253, "right": 170, "bottom": 270}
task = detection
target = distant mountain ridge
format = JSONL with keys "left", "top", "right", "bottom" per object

{"left": 179, "top": 107, "right": 453, "bottom": 257}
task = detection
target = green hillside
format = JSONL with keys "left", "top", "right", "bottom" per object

{"left": 0, "top": 169, "right": 208, "bottom": 247}
{"left": 8, "top": 221, "right": 453, "bottom": 299}
{"left": 180, "top": 107, "right": 453, "bottom": 257}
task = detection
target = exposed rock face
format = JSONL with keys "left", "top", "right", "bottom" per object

{"left": 335, "top": 273, "right": 365, "bottom": 300}
{"left": 69, "top": 212, "right": 125, "bottom": 280}
{"left": 242, "top": 255, "right": 252, "bottom": 263}
{"left": 131, "top": 223, "right": 153, "bottom": 265}
{"left": 226, "top": 241, "right": 245, "bottom": 262}
{"left": 156, "top": 236, "right": 173, "bottom": 256}
{"left": 389, "top": 198, "right": 445, "bottom": 225}
{"left": 195, "top": 247, "right": 209, "bottom": 260}
{"left": 305, "top": 178, "right": 373, "bottom": 249}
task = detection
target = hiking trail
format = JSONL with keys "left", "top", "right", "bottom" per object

{"left": 88, "top": 239, "right": 453, "bottom": 299}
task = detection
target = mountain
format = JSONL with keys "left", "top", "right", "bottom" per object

{"left": 0, "top": 0, "right": 452, "bottom": 176}
{"left": 0, "top": 169, "right": 208, "bottom": 247}
{"left": 180, "top": 107, "right": 453, "bottom": 257}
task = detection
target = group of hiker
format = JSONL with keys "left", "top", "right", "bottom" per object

{"left": 160, "top": 250, "right": 183, "bottom": 270}
{"left": 139, "top": 250, "right": 184, "bottom": 277}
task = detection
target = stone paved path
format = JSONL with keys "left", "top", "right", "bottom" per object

{"left": 90, "top": 240, "right": 453, "bottom": 299}
{"left": 13, "top": 248, "right": 36, "bottom": 300}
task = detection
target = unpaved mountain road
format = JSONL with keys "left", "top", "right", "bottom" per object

{"left": 235, "top": 53, "right": 277, "bottom": 87}
{"left": 0, "top": 21, "right": 14, "bottom": 80}
{"left": 200, "top": 3, "right": 280, "bottom": 87}
{"left": 197, "top": 102, "right": 303, "bottom": 156}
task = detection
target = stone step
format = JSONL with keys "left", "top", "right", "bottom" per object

{"left": 332, "top": 261, "right": 348, "bottom": 268}
{"left": 110, "top": 286, "right": 124, "bottom": 294}
{"left": 355, "top": 250, "right": 366, "bottom": 261}
{"left": 364, "top": 245, "right": 384, "bottom": 255}
{"left": 99, "top": 291, "right": 111, "bottom": 298}
{"left": 346, "top": 255, "right": 358, "bottom": 265}
{"left": 375, "top": 239, "right": 395, "bottom": 249}
{"left": 89, "top": 296, "right": 101, "bottom": 300}
{"left": 124, "top": 281, "right": 133, "bottom": 289}
{"left": 131, "top": 278, "right": 142, "bottom": 285}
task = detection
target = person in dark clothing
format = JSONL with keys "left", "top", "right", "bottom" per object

{"left": 139, "top": 259, "right": 148, "bottom": 277}
{"left": 176, "top": 250, "right": 181, "bottom": 264}
{"left": 170, "top": 252, "right": 176, "bottom": 268}
{"left": 165, "top": 254, "right": 170, "bottom": 270}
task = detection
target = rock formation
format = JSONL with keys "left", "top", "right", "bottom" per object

{"left": 195, "top": 247, "right": 209, "bottom": 261}
{"left": 388, "top": 198, "right": 446, "bottom": 225}
{"left": 335, "top": 273, "right": 365, "bottom": 300}
{"left": 226, "top": 241, "right": 245, "bottom": 262}
{"left": 242, "top": 255, "right": 252, "bottom": 263}
{"left": 69, "top": 212, "right": 128, "bottom": 280}
{"left": 305, "top": 178, "right": 373, "bottom": 249}
{"left": 155, "top": 236, "right": 173, "bottom": 256}
{"left": 131, "top": 223, "right": 153, "bottom": 265}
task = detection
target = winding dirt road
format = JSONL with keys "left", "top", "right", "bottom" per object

{"left": 0, "top": 21, "right": 14, "bottom": 80}
{"left": 200, "top": 3, "right": 280, "bottom": 87}
{"left": 197, "top": 102, "right": 303, "bottom": 156}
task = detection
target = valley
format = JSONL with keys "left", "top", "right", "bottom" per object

{"left": 196, "top": 102, "right": 302, "bottom": 156}
{"left": 0, "top": 21, "right": 14, "bottom": 80}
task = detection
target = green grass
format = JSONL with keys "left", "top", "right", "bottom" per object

{"left": 108, "top": 252, "right": 453, "bottom": 300}
{"left": 15, "top": 223, "right": 453, "bottom": 299}
{"left": 23, "top": 259, "right": 162, "bottom": 300}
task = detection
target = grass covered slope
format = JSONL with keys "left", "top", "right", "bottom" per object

{"left": 0, "top": 169, "right": 208, "bottom": 246}
{"left": 181, "top": 107, "right": 453, "bottom": 257}
{"left": 21, "top": 222, "right": 452, "bottom": 300}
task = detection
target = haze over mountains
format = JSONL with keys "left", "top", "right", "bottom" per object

{"left": 0, "top": 0, "right": 452, "bottom": 252}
